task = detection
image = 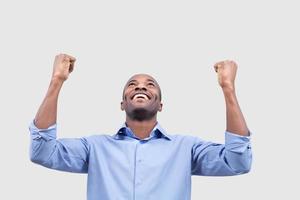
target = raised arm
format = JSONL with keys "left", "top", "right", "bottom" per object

{"left": 34, "top": 54, "right": 76, "bottom": 128}
{"left": 29, "top": 54, "right": 89, "bottom": 173}
{"left": 214, "top": 60, "right": 249, "bottom": 136}
{"left": 191, "top": 61, "right": 252, "bottom": 176}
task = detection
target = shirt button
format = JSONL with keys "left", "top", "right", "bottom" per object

{"left": 138, "top": 159, "right": 142, "bottom": 163}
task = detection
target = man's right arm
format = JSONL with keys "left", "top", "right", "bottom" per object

{"left": 34, "top": 54, "right": 75, "bottom": 129}
{"left": 29, "top": 54, "right": 89, "bottom": 173}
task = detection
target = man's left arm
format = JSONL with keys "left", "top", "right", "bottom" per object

{"left": 214, "top": 60, "right": 249, "bottom": 136}
{"left": 191, "top": 61, "right": 252, "bottom": 176}
{"left": 196, "top": 60, "right": 252, "bottom": 176}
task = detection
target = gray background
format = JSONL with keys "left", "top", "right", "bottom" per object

{"left": 1, "top": 0, "right": 299, "bottom": 199}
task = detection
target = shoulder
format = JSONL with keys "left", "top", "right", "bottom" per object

{"left": 167, "top": 133, "right": 206, "bottom": 145}
{"left": 82, "top": 134, "right": 115, "bottom": 145}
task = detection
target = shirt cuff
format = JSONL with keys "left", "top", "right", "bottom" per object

{"left": 225, "top": 130, "right": 252, "bottom": 153}
{"left": 29, "top": 120, "right": 57, "bottom": 141}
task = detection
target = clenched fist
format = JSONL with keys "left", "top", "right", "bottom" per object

{"left": 214, "top": 60, "right": 237, "bottom": 90}
{"left": 52, "top": 54, "right": 76, "bottom": 81}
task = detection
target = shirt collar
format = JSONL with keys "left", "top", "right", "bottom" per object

{"left": 113, "top": 122, "right": 171, "bottom": 141}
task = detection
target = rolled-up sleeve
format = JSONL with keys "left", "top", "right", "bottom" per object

{"left": 191, "top": 131, "right": 252, "bottom": 176}
{"left": 29, "top": 121, "right": 89, "bottom": 173}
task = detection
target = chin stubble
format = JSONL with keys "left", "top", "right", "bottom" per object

{"left": 127, "top": 108, "right": 157, "bottom": 121}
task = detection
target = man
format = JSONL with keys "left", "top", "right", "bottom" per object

{"left": 29, "top": 54, "right": 252, "bottom": 200}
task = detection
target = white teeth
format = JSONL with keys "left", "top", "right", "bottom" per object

{"left": 133, "top": 94, "right": 148, "bottom": 100}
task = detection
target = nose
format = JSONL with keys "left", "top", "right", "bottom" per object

{"left": 134, "top": 83, "right": 147, "bottom": 91}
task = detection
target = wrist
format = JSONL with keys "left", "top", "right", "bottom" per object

{"left": 221, "top": 84, "right": 235, "bottom": 93}
{"left": 51, "top": 76, "right": 65, "bottom": 84}
{"left": 222, "top": 85, "right": 238, "bottom": 105}
{"left": 47, "top": 77, "right": 64, "bottom": 95}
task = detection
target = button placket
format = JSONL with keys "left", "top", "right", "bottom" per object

{"left": 134, "top": 141, "right": 146, "bottom": 187}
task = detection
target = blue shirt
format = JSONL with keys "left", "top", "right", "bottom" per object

{"left": 29, "top": 121, "right": 252, "bottom": 200}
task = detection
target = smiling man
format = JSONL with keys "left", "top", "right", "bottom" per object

{"left": 121, "top": 74, "right": 163, "bottom": 139}
{"left": 29, "top": 54, "right": 252, "bottom": 200}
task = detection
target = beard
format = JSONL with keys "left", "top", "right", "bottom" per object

{"left": 126, "top": 107, "right": 157, "bottom": 121}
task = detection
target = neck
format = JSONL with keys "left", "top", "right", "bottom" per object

{"left": 125, "top": 116, "right": 158, "bottom": 139}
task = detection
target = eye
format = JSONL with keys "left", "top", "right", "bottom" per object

{"left": 147, "top": 82, "right": 155, "bottom": 87}
{"left": 128, "top": 82, "right": 136, "bottom": 87}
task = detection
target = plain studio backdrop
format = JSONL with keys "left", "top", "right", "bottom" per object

{"left": 0, "top": 0, "right": 299, "bottom": 199}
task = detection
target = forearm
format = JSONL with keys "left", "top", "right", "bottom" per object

{"left": 222, "top": 86, "right": 249, "bottom": 136}
{"left": 34, "top": 77, "right": 64, "bottom": 129}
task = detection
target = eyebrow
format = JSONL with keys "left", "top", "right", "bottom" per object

{"left": 146, "top": 79, "right": 156, "bottom": 83}
{"left": 127, "top": 79, "right": 156, "bottom": 84}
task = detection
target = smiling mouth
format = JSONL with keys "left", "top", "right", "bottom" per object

{"left": 131, "top": 93, "right": 150, "bottom": 100}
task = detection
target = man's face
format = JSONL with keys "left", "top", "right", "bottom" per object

{"left": 121, "top": 74, "right": 163, "bottom": 121}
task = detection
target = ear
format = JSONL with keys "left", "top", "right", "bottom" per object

{"left": 120, "top": 101, "right": 124, "bottom": 111}
{"left": 158, "top": 102, "right": 163, "bottom": 112}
